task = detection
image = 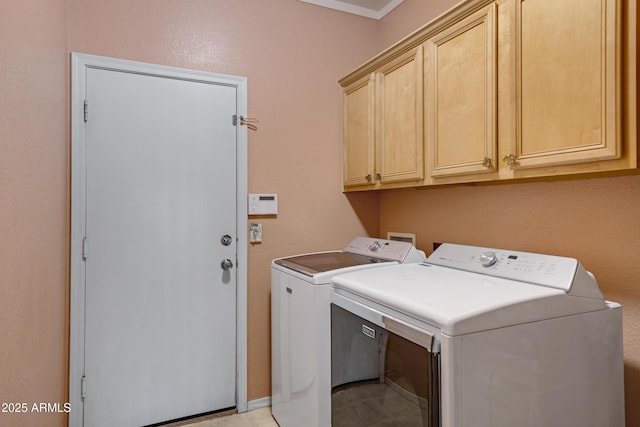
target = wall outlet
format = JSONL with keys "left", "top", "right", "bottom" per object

{"left": 250, "top": 223, "right": 262, "bottom": 243}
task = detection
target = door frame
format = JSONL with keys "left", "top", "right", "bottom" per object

{"left": 69, "top": 52, "right": 248, "bottom": 427}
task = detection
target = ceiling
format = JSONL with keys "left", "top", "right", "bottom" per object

{"left": 298, "top": 0, "right": 405, "bottom": 20}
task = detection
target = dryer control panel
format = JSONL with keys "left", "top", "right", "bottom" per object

{"left": 427, "top": 243, "right": 602, "bottom": 298}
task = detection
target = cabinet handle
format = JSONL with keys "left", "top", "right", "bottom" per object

{"left": 503, "top": 154, "right": 517, "bottom": 166}
{"left": 366, "top": 174, "right": 372, "bottom": 182}
{"left": 482, "top": 157, "right": 493, "bottom": 168}
{"left": 376, "top": 172, "right": 382, "bottom": 181}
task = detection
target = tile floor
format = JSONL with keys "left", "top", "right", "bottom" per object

{"left": 179, "top": 381, "right": 423, "bottom": 426}
{"left": 331, "top": 382, "right": 426, "bottom": 427}
{"left": 182, "top": 407, "right": 279, "bottom": 427}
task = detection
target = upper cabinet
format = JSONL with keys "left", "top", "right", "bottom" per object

{"left": 340, "top": 0, "right": 636, "bottom": 190}
{"left": 425, "top": 3, "right": 498, "bottom": 180}
{"left": 343, "top": 74, "right": 375, "bottom": 188}
{"left": 376, "top": 46, "right": 425, "bottom": 186}
{"left": 503, "top": 0, "right": 629, "bottom": 173}
{"left": 342, "top": 46, "right": 424, "bottom": 190}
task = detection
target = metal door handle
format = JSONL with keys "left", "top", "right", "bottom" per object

{"left": 221, "top": 259, "right": 234, "bottom": 270}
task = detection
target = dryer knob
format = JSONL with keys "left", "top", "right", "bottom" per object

{"left": 480, "top": 252, "right": 498, "bottom": 267}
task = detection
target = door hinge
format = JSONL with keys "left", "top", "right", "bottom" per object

{"left": 84, "top": 100, "right": 88, "bottom": 122}
{"left": 81, "top": 375, "right": 87, "bottom": 399}
{"left": 82, "top": 236, "right": 88, "bottom": 261}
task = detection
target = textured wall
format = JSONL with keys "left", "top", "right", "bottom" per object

{"left": 378, "top": 0, "right": 459, "bottom": 50}
{"left": 0, "top": 0, "right": 69, "bottom": 426}
{"left": 1, "top": 1, "right": 381, "bottom": 425}
{"left": 380, "top": 176, "right": 640, "bottom": 425}
{"left": 378, "top": 1, "right": 639, "bottom": 425}
{"left": 67, "top": 0, "right": 381, "bottom": 405}
{"left": 4, "top": 0, "right": 635, "bottom": 425}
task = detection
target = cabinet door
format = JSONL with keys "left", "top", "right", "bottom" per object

{"left": 425, "top": 4, "right": 498, "bottom": 179}
{"left": 376, "top": 46, "right": 424, "bottom": 185}
{"left": 343, "top": 75, "right": 375, "bottom": 188}
{"left": 507, "top": 0, "right": 620, "bottom": 169}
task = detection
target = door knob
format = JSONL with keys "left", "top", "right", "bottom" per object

{"left": 221, "top": 259, "right": 234, "bottom": 270}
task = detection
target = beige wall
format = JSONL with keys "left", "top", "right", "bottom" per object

{"left": 378, "top": 1, "right": 640, "bottom": 426}
{"left": 66, "top": 0, "right": 381, "bottom": 403}
{"left": 379, "top": 176, "right": 640, "bottom": 425}
{"left": 0, "top": 0, "right": 70, "bottom": 426}
{"left": 378, "top": 0, "right": 459, "bottom": 50}
{"left": 2, "top": 0, "right": 637, "bottom": 425}
{"left": 2, "top": 1, "right": 380, "bottom": 426}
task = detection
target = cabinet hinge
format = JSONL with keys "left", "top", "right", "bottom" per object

{"left": 82, "top": 236, "right": 88, "bottom": 261}
{"left": 84, "top": 100, "right": 88, "bottom": 122}
{"left": 81, "top": 375, "right": 87, "bottom": 399}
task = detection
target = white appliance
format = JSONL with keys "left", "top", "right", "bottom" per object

{"left": 331, "top": 243, "right": 624, "bottom": 427}
{"left": 271, "top": 237, "right": 426, "bottom": 427}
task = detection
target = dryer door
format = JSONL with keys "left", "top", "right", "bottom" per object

{"left": 331, "top": 304, "right": 440, "bottom": 427}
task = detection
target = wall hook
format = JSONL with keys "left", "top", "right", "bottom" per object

{"left": 240, "top": 115, "right": 258, "bottom": 131}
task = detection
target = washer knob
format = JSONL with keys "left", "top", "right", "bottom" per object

{"left": 480, "top": 252, "right": 498, "bottom": 267}
{"left": 368, "top": 241, "right": 382, "bottom": 253}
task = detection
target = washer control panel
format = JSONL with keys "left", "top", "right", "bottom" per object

{"left": 427, "top": 243, "right": 579, "bottom": 292}
{"left": 344, "top": 237, "right": 420, "bottom": 262}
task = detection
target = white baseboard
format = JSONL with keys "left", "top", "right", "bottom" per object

{"left": 247, "top": 396, "right": 272, "bottom": 412}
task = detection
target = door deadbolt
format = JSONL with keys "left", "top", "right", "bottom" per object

{"left": 221, "top": 234, "right": 233, "bottom": 246}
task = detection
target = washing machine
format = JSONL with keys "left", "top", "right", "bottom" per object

{"left": 271, "top": 237, "right": 426, "bottom": 427}
{"left": 330, "top": 243, "right": 624, "bottom": 427}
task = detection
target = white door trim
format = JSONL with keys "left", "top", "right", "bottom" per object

{"left": 69, "top": 52, "right": 248, "bottom": 427}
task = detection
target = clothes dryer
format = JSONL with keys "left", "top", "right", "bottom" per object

{"left": 331, "top": 243, "right": 624, "bottom": 427}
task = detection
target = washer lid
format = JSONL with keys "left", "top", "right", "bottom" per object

{"left": 274, "top": 251, "right": 385, "bottom": 276}
{"left": 331, "top": 263, "right": 607, "bottom": 336}
{"left": 273, "top": 237, "right": 426, "bottom": 277}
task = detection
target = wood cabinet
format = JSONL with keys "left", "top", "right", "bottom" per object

{"left": 342, "top": 46, "right": 424, "bottom": 190}
{"left": 377, "top": 46, "right": 425, "bottom": 186}
{"left": 340, "top": 0, "right": 636, "bottom": 190}
{"left": 343, "top": 75, "right": 375, "bottom": 188}
{"left": 428, "top": 0, "right": 636, "bottom": 185}
{"left": 503, "top": 0, "right": 630, "bottom": 174}
{"left": 425, "top": 3, "right": 498, "bottom": 181}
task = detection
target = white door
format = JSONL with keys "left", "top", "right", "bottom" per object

{"left": 76, "top": 59, "right": 242, "bottom": 426}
